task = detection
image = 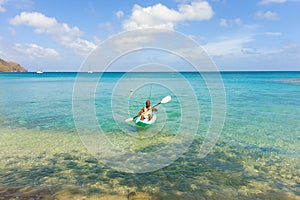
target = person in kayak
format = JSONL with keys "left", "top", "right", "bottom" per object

{"left": 137, "top": 100, "right": 157, "bottom": 121}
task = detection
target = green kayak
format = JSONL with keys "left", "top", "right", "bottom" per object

{"left": 134, "top": 113, "right": 157, "bottom": 127}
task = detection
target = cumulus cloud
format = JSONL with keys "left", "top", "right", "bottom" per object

{"left": 68, "top": 38, "right": 97, "bottom": 55}
{"left": 115, "top": 10, "right": 124, "bottom": 19}
{"left": 10, "top": 12, "right": 96, "bottom": 55}
{"left": 123, "top": 1, "right": 214, "bottom": 30}
{"left": 258, "top": 0, "right": 287, "bottom": 5}
{"left": 13, "top": 43, "right": 59, "bottom": 58}
{"left": 255, "top": 10, "right": 278, "bottom": 20}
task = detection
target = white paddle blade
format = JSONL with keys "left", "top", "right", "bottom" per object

{"left": 161, "top": 95, "right": 171, "bottom": 104}
{"left": 125, "top": 118, "right": 133, "bottom": 122}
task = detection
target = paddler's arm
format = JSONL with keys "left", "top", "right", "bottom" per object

{"left": 137, "top": 108, "right": 144, "bottom": 116}
{"left": 152, "top": 107, "right": 158, "bottom": 112}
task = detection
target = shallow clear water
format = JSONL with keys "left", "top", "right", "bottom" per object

{"left": 0, "top": 72, "right": 299, "bottom": 199}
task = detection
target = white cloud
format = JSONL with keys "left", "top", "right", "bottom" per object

{"left": 93, "top": 36, "right": 101, "bottom": 44}
{"left": 255, "top": 10, "right": 278, "bottom": 20}
{"left": 258, "top": 0, "right": 287, "bottom": 5}
{"left": 68, "top": 38, "right": 96, "bottom": 55}
{"left": 198, "top": 36, "right": 206, "bottom": 43}
{"left": 234, "top": 18, "right": 241, "bottom": 25}
{"left": 13, "top": 43, "right": 59, "bottom": 58}
{"left": 115, "top": 10, "right": 124, "bottom": 19}
{"left": 203, "top": 37, "right": 254, "bottom": 57}
{"left": 10, "top": 12, "right": 96, "bottom": 55}
{"left": 200, "top": 35, "right": 295, "bottom": 71}
{"left": 8, "top": 27, "right": 16, "bottom": 35}
{"left": 203, "top": 35, "right": 293, "bottom": 60}
{"left": 263, "top": 32, "right": 282, "bottom": 36}
{"left": 219, "top": 18, "right": 228, "bottom": 27}
{"left": 110, "top": 33, "right": 156, "bottom": 54}
{"left": 283, "top": 43, "right": 300, "bottom": 53}
{"left": 241, "top": 48, "right": 260, "bottom": 55}
{"left": 0, "top": 0, "right": 33, "bottom": 13}
{"left": 99, "top": 21, "right": 113, "bottom": 32}
{"left": 123, "top": 1, "right": 214, "bottom": 30}
{"left": 0, "top": 0, "right": 8, "bottom": 12}
{"left": 219, "top": 18, "right": 241, "bottom": 27}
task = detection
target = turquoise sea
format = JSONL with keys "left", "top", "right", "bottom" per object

{"left": 0, "top": 72, "right": 299, "bottom": 199}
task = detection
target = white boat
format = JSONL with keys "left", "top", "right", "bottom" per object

{"left": 36, "top": 66, "right": 43, "bottom": 74}
{"left": 87, "top": 66, "right": 93, "bottom": 73}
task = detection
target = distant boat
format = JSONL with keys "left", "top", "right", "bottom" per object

{"left": 36, "top": 66, "right": 43, "bottom": 74}
{"left": 87, "top": 66, "right": 93, "bottom": 73}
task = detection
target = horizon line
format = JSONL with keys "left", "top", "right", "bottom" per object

{"left": 22, "top": 70, "right": 300, "bottom": 73}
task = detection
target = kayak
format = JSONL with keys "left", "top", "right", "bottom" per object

{"left": 135, "top": 113, "right": 157, "bottom": 127}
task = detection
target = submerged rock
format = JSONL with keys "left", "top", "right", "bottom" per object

{"left": 127, "top": 191, "right": 160, "bottom": 200}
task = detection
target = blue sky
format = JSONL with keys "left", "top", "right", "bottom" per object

{"left": 0, "top": 0, "right": 299, "bottom": 71}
